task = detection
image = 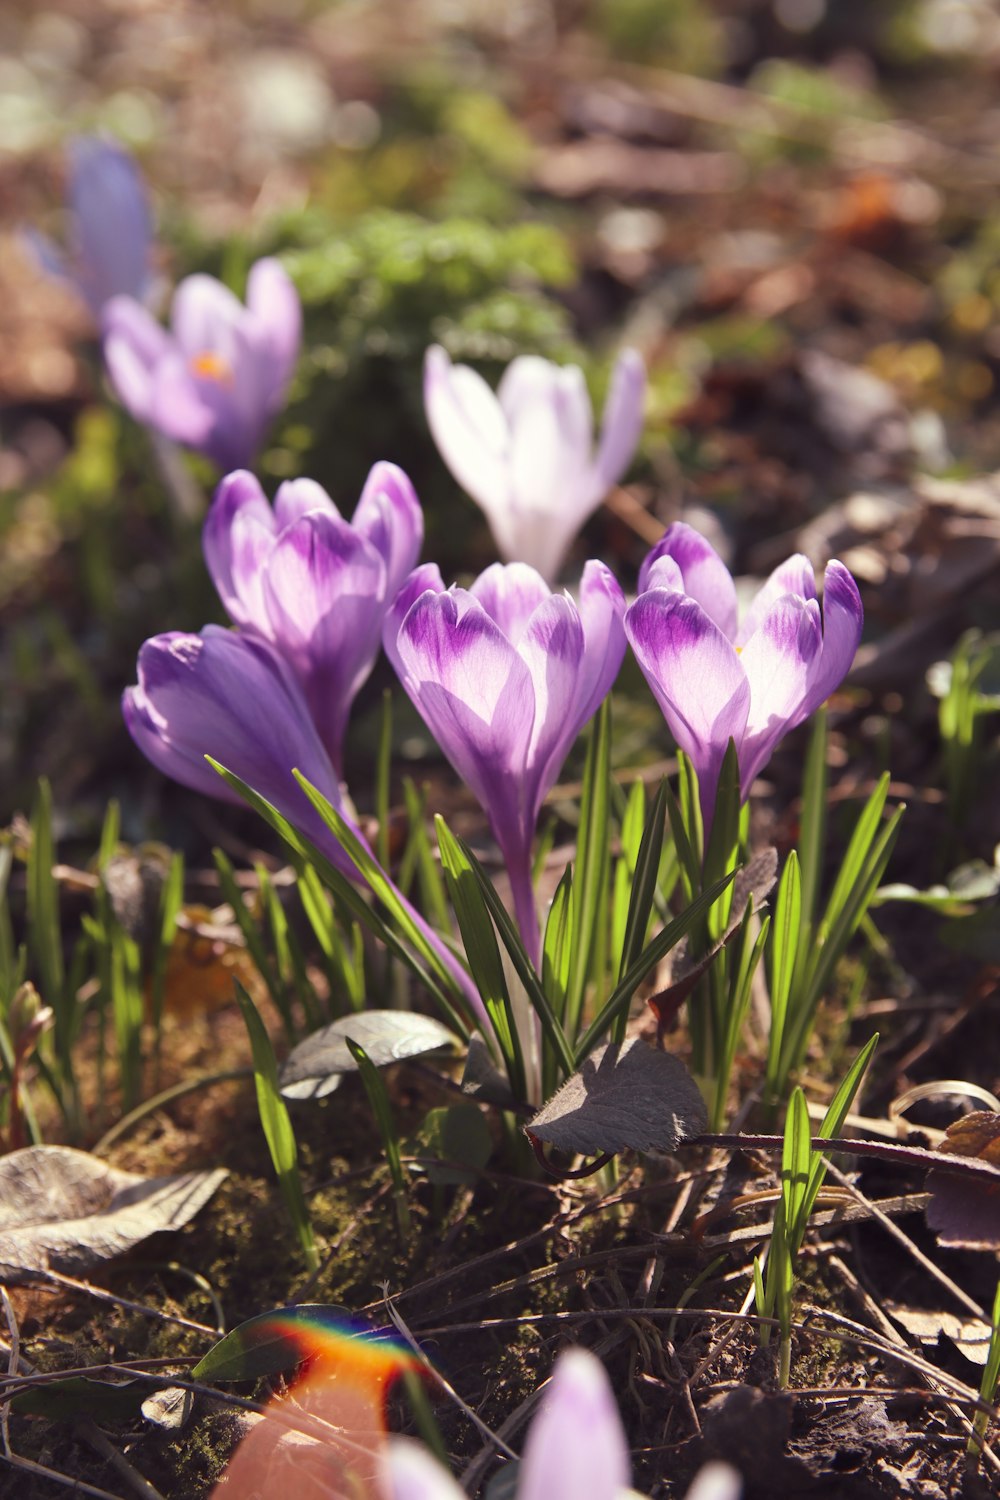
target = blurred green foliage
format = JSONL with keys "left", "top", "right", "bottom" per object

{"left": 591, "top": 0, "right": 722, "bottom": 73}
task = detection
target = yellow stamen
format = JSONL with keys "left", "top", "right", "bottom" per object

{"left": 190, "top": 350, "right": 233, "bottom": 384}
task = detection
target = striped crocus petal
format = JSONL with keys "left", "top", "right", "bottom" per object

{"left": 352, "top": 462, "right": 424, "bottom": 602}
{"left": 736, "top": 593, "right": 823, "bottom": 796}
{"left": 518, "top": 1349, "right": 631, "bottom": 1500}
{"left": 202, "top": 470, "right": 278, "bottom": 630}
{"left": 734, "top": 553, "right": 817, "bottom": 650}
{"left": 272, "top": 477, "right": 340, "bottom": 529}
{"left": 470, "top": 561, "right": 553, "bottom": 647}
{"left": 423, "top": 345, "right": 509, "bottom": 523}
{"left": 245, "top": 257, "right": 302, "bottom": 396}
{"left": 625, "top": 589, "right": 750, "bottom": 821}
{"left": 638, "top": 523, "right": 739, "bottom": 640}
{"left": 801, "top": 561, "right": 865, "bottom": 719}
{"left": 394, "top": 590, "right": 535, "bottom": 853}
{"left": 262, "top": 513, "right": 387, "bottom": 772}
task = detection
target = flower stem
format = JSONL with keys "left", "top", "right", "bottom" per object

{"left": 507, "top": 849, "right": 541, "bottom": 971}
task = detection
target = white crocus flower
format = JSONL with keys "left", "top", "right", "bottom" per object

{"left": 424, "top": 345, "right": 646, "bottom": 582}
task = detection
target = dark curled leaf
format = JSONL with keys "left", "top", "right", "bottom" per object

{"left": 0, "top": 1147, "right": 227, "bottom": 1280}
{"left": 280, "top": 1011, "right": 458, "bottom": 1101}
{"left": 192, "top": 1304, "right": 354, "bottom": 1382}
{"left": 731, "top": 846, "right": 778, "bottom": 917}
{"left": 526, "top": 1040, "right": 707, "bottom": 1157}
{"left": 461, "top": 1036, "right": 519, "bottom": 1110}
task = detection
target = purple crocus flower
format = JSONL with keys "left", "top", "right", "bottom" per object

{"left": 27, "top": 135, "right": 154, "bottom": 319}
{"left": 202, "top": 463, "right": 422, "bottom": 776}
{"left": 123, "top": 626, "right": 357, "bottom": 871}
{"left": 625, "top": 524, "right": 864, "bottom": 831}
{"left": 383, "top": 1346, "right": 742, "bottom": 1500}
{"left": 103, "top": 258, "right": 301, "bottom": 470}
{"left": 123, "top": 625, "right": 483, "bottom": 1019}
{"left": 424, "top": 346, "right": 646, "bottom": 583}
{"left": 385, "top": 560, "right": 626, "bottom": 963}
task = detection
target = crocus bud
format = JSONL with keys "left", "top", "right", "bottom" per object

{"left": 203, "top": 463, "right": 423, "bottom": 775}
{"left": 103, "top": 258, "right": 301, "bottom": 470}
{"left": 424, "top": 346, "right": 645, "bottom": 583}
{"left": 625, "top": 523, "right": 864, "bottom": 830}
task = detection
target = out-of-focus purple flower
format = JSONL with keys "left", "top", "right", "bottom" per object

{"left": 123, "top": 625, "right": 483, "bottom": 1019}
{"left": 625, "top": 523, "right": 864, "bottom": 829}
{"left": 27, "top": 135, "right": 154, "bottom": 320}
{"left": 203, "top": 464, "right": 422, "bottom": 776}
{"left": 383, "top": 1346, "right": 742, "bottom": 1500}
{"left": 122, "top": 626, "right": 356, "bottom": 873}
{"left": 424, "top": 346, "right": 645, "bottom": 583}
{"left": 103, "top": 258, "right": 301, "bottom": 470}
{"left": 385, "top": 560, "right": 626, "bottom": 961}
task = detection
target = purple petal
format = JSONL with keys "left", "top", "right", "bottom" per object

{"left": 102, "top": 296, "right": 173, "bottom": 421}
{"left": 573, "top": 561, "right": 627, "bottom": 727}
{"left": 514, "top": 594, "right": 585, "bottom": 817}
{"left": 383, "top": 563, "right": 447, "bottom": 685}
{"left": 470, "top": 562, "right": 552, "bottom": 646}
{"left": 146, "top": 348, "right": 218, "bottom": 453}
{"left": 245, "top": 257, "right": 301, "bottom": 392}
{"left": 517, "top": 1349, "right": 631, "bottom": 1500}
{"left": 801, "top": 560, "right": 864, "bottom": 717}
{"left": 638, "top": 523, "right": 739, "bottom": 640}
{"left": 382, "top": 1440, "right": 463, "bottom": 1500}
{"left": 170, "top": 273, "right": 245, "bottom": 362}
{"left": 737, "top": 594, "right": 823, "bottom": 795}
{"left": 123, "top": 627, "right": 353, "bottom": 869}
{"left": 262, "top": 513, "right": 386, "bottom": 772}
{"left": 735, "top": 554, "right": 817, "bottom": 649}
{"left": 625, "top": 589, "right": 750, "bottom": 818}
{"left": 203, "top": 470, "right": 277, "bottom": 629}
{"left": 273, "top": 478, "right": 340, "bottom": 529}
{"left": 423, "top": 345, "right": 509, "bottom": 525}
{"left": 594, "top": 347, "right": 646, "bottom": 491}
{"left": 395, "top": 592, "right": 534, "bottom": 858}
{"left": 352, "top": 462, "right": 424, "bottom": 601}
{"left": 68, "top": 136, "right": 152, "bottom": 316}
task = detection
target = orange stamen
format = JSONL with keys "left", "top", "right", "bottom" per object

{"left": 190, "top": 350, "right": 233, "bottom": 384}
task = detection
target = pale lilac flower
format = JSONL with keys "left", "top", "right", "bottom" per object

{"left": 123, "top": 626, "right": 482, "bottom": 1017}
{"left": 625, "top": 523, "right": 863, "bottom": 829}
{"left": 103, "top": 258, "right": 301, "bottom": 470}
{"left": 424, "top": 346, "right": 645, "bottom": 582}
{"left": 27, "top": 136, "right": 153, "bottom": 319}
{"left": 385, "top": 560, "right": 626, "bottom": 962}
{"left": 383, "top": 1347, "right": 742, "bottom": 1500}
{"left": 203, "top": 463, "right": 422, "bottom": 775}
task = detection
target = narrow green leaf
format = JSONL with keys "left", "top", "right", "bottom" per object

{"left": 767, "top": 850, "right": 801, "bottom": 1088}
{"left": 801, "top": 1032, "right": 879, "bottom": 1226}
{"left": 234, "top": 980, "right": 317, "bottom": 1270}
{"left": 564, "top": 700, "right": 612, "bottom": 1036}
{"left": 208, "top": 760, "right": 469, "bottom": 1034}
{"left": 450, "top": 831, "right": 576, "bottom": 1080}
{"left": 574, "top": 866, "right": 737, "bottom": 1062}
{"left": 27, "top": 778, "right": 64, "bottom": 1012}
{"left": 192, "top": 1305, "right": 353, "bottom": 1382}
{"left": 401, "top": 779, "right": 451, "bottom": 934}
{"left": 345, "top": 1036, "right": 410, "bottom": 1237}
{"left": 703, "top": 739, "right": 742, "bottom": 923}
{"left": 617, "top": 777, "right": 669, "bottom": 983}
{"left": 213, "top": 850, "right": 292, "bottom": 1041}
{"left": 376, "top": 688, "right": 393, "bottom": 870}
{"left": 782, "top": 1087, "right": 812, "bottom": 1246}
{"left": 150, "top": 851, "right": 184, "bottom": 1035}
{"left": 436, "top": 817, "right": 524, "bottom": 1098}
{"left": 797, "top": 706, "right": 828, "bottom": 931}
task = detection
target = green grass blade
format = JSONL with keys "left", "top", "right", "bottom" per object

{"left": 797, "top": 706, "right": 828, "bottom": 932}
{"left": 767, "top": 850, "right": 801, "bottom": 1093}
{"left": 782, "top": 1087, "right": 812, "bottom": 1248}
{"left": 617, "top": 777, "right": 669, "bottom": 984}
{"left": 436, "top": 817, "right": 524, "bottom": 1097}
{"left": 801, "top": 1032, "right": 879, "bottom": 1226}
{"left": 574, "top": 866, "right": 737, "bottom": 1061}
{"left": 234, "top": 980, "right": 317, "bottom": 1271}
{"left": 27, "top": 779, "right": 64, "bottom": 1015}
{"left": 150, "top": 851, "right": 184, "bottom": 1038}
{"left": 400, "top": 779, "right": 452, "bottom": 934}
{"left": 451, "top": 831, "right": 576, "bottom": 1080}
{"left": 344, "top": 1036, "right": 410, "bottom": 1238}
{"left": 564, "top": 699, "right": 612, "bottom": 1036}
